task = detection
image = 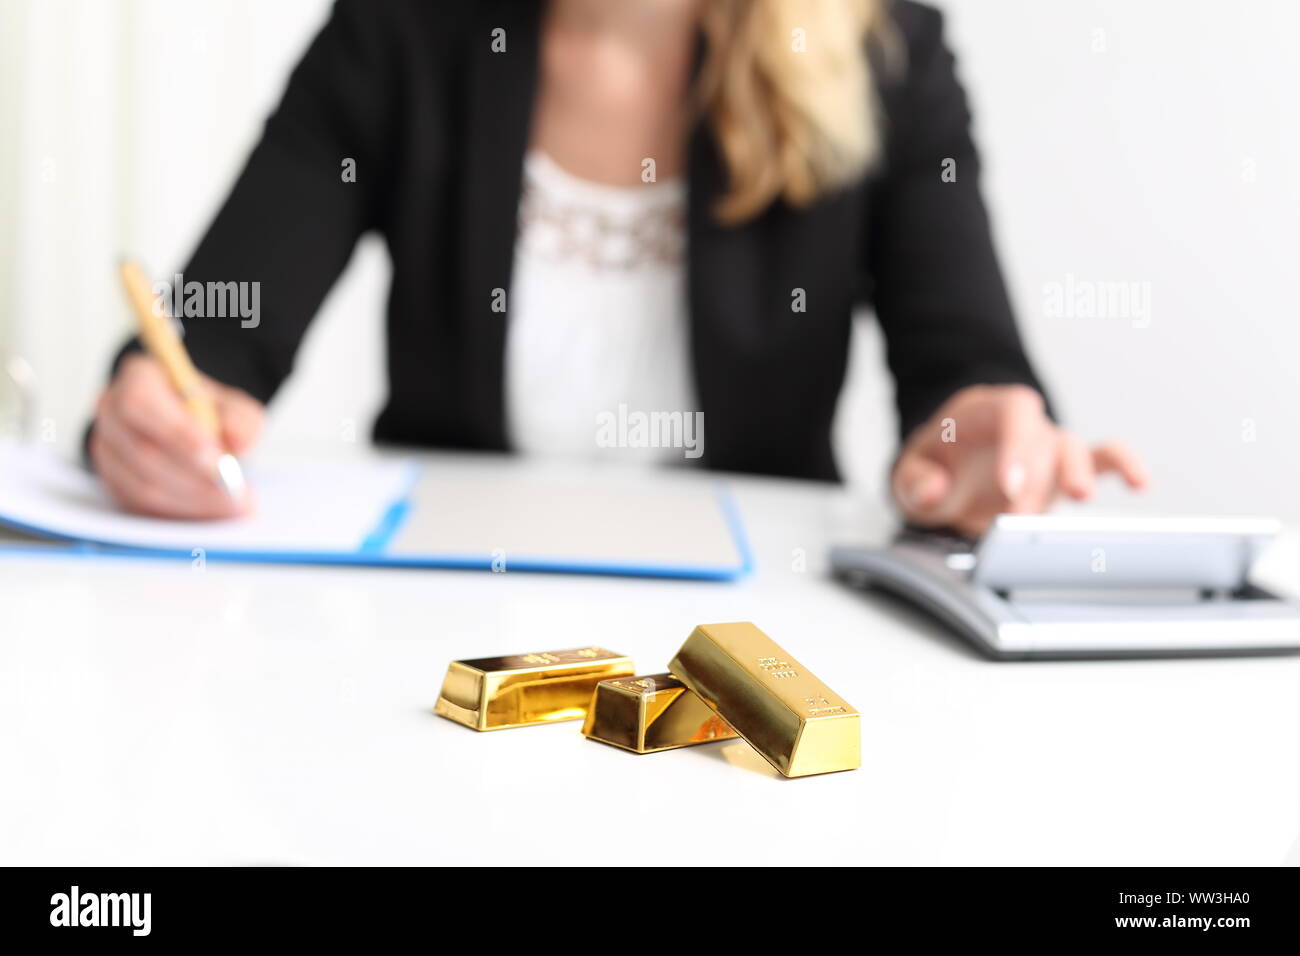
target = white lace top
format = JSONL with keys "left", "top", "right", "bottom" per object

{"left": 505, "top": 150, "right": 695, "bottom": 462}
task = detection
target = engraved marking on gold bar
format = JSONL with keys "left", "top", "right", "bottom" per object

{"left": 435, "top": 646, "right": 634, "bottom": 731}
{"left": 668, "top": 622, "right": 860, "bottom": 777}
{"left": 582, "top": 673, "right": 739, "bottom": 754}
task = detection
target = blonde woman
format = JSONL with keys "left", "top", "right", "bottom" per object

{"left": 89, "top": 0, "right": 1146, "bottom": 536}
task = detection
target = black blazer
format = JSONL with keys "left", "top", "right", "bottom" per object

{"left": 115, "top": 0, "right": 1045, "bottom": 482}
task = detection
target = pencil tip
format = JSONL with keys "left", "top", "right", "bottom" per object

{"left": 216, "top": 454, "right": 247, "bottom": 503}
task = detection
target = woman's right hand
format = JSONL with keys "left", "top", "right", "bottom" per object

{"left": 89, "top": 353, "right": 265, "bottom": 519}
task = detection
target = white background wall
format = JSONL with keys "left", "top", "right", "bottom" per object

{"left": 3, "top": 0, "right": 1298, "bottom": 519}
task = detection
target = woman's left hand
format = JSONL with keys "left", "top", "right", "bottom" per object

{"left": 891, "top": 384, "right": 1149, "bottom": 538}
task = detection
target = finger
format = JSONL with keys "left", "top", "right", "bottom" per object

{"left": 892, "top": 449, "right": 953, "bottom": 522}
{"left": 95, "top": 411, "right": 243, "bottom": 517}
{"left": 950, "top": 508, "right": 1002, "bottom": 540}
{"left": 1092, "top": 442, "right": 1150, "bottom": 490}
{"left": 112, "top": 356, "right": 220, "bottom": 469}
{"left": 212, "top": 384, "right": 265, "bottom": 455}
{"left": 90, "top": 431, "right": 150, "bottom": 513}
{"left": 992, "top": 390, "right": 1054, "bottom": 509}
{"left": 1056, "top": 432, "right": 1095, "bottom": 501}
{"left": 92, "top": 431, "right": 175, "bottom": 517}
{"left": 102, "top": 379, "right": 223, "bottom": 489}
{"left": 92, "top": 411, "right": 166, "bottom": 490}
{"left": 92, "top": 426, "right": 229, "bottom": 519}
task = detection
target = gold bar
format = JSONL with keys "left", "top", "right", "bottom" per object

{"left": 435, "top": 647, "right": 634, "bottom": 731}
{"left": 582, "top": 673, "right": 739, "bottom": 753}
{"left": 668, "top": 622, "right": 860, "bottom": 777}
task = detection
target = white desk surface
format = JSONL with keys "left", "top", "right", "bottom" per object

{"left": 4, "top": 451, "right": 1300, "bottom": 866}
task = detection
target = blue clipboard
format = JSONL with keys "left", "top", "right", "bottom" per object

{"left": 0, "top": 447, "right": 753, "bottom": 581}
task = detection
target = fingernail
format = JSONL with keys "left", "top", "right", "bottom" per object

{"left": 1001, "top": 462, "right": 1026, "bottom": 498}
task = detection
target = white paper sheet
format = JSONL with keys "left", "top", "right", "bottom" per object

{"left": 0, "top": 441, "right": 415, "bottom": 555}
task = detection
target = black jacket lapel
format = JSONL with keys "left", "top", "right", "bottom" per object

{"left": 458, "top": 0, "right": 540, "bottom": 450}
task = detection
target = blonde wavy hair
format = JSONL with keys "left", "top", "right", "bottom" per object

{"left": 699, "top": 0, "right": 892, "bottom": 223}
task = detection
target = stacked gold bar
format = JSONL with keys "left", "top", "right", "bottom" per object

{"left": 669, "top": 622, "right": 860, "bottom": 777}
{"left": 435, "top": 647, "right": 634, "bottom": 731}
{"left": 582, "top": 673, "right": 737, "bottom": 753}
{"left": 434, "top": 624, "right": 859, "bottom": 778}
